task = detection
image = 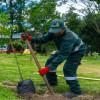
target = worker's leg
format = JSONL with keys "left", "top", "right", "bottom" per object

{"left": 45, "top": 53, "right": 58, "bottom": 86}
{"left": 63, "top": 52, "right": 84, "bottom": 94}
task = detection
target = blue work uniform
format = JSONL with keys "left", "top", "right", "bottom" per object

{"left": 31, "top": 28, "right": 86, "bottom": 94}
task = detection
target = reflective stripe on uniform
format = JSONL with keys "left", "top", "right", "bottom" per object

{"left": 49, "top": 70, "right": 56, "bottom": 72}
{"left": 65, "top": 77, "right": 77, "bottom": 80}
{"left": 74, "top": 40, "right": 84, "bottom": 52}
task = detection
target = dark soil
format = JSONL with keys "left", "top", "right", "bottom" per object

{"left": 2, "top": 81, "right": 100, "bottom": 100}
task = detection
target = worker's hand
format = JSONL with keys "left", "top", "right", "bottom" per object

{"left": 21, "top": 33, "right": 32, "bottom": 41}
{"left": 38, "top": 67, "right": 50, "bottom": 76}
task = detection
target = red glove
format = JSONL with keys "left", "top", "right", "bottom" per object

{"left": 38, "top": 67, "right": 50, "bottom": 76}
{"left": 21, "top": 33, "right": 32, "bottom": 41}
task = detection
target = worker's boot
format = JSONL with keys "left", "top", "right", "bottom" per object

{"left": 46, "top": 72, "right": 57, "bottom": 86}
{"left": 62, "top": 92, "right": 80, "bottom": 99}
{"left": 66, "top": 80, "right": 82, "bottom": 95}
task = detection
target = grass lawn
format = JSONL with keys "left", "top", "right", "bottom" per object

{"left": 0, "top": 53, "right": 100, "bottom": 100}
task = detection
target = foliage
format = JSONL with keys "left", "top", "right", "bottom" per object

{"left": 81, "top": 12, "right": 100, "bottom": 52}
{"left": 63, "top": 7, "right": 86, "bottom": 35}
{"left": 0, "top": 0, "right": 100, "bottom": 52}
{"left": 0, "top": 13, "right": 11, "bottom": 35}
{"left": 90, "top": 0, "right": 100, "bottom": 4}
{"left": 0, "top": 12, "right": 11, "bottom": 45}
{"left": 29, "top": 0, "right": 60, "bottom": 32}
{"left": 63, "top": 2, "right": 100, "bottom": 53}
{"left": 80, "top": 1, "right": 100, "bottom": 52}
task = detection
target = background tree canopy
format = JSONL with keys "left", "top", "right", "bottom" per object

{"left": 0, "top": 0, "right": 100, "bottom": 54}
{"left": 29, "top": 0, "right": 60, "bottom": 33}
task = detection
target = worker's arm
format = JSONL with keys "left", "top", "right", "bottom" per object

{"left": 31, "top": 32, "right": 54, "bottom": 44}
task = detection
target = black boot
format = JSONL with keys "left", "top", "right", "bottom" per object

{"left": 46, "top": 72, "right": 57, "bottom": 86}
{"left": 66, "top": 80, "right": 82, "bottom": 95}
{"left": 62, "top": 92, "right": 80, "bottom": 99}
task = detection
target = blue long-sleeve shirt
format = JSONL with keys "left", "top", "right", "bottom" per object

{"left": 31, "top": 28, "right": 85, "bottom": 68}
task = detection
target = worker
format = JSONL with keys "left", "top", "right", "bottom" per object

{"left": 21, "top": 19, "right": 86, "bottom": 98}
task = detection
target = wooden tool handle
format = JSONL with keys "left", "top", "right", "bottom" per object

{"left": 26, "top": 40, "right": 54, "bottom": 95}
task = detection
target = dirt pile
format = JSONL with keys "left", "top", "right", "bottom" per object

{"left": 20, "top": 94, "right": 68, "bottom": 100}
{"left": 19, "top": 94, "right": 100, "bottom": 100}
{"left": 72, "top": 95, "right": 94, "bottom": 100}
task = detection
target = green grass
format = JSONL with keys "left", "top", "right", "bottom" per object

{"left": 0, "top": 53, "right": 100, "bottom": 99}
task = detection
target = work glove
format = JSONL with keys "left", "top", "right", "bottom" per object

{"left": 21, "top": 33, "right": 32, "bottom": 41}
{"left": 38, "top": 66, "right": 50, "bottom": 76}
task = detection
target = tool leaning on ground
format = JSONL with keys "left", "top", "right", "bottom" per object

{"left": 8, "top": 39, "right": 36, "bottom": 96}
{"left": 21, "top": 33, "right": 54, "bottom": 95}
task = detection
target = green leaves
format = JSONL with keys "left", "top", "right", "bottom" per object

{"left": 90, "top": 0, "right": 100, "bottom": 4}
{"left": 0, "top": 13, "right": 11, "bottom": 35}
{"left": 0, "top": 13, "right": 9, "bottom": 24}
{"left": 29, "top": 0, "right": 59, "bottom": 32}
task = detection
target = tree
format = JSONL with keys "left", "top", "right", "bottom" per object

{"left": 0, "top": 2, "right": 11, "bottom": 45}
{"left": 81, "top": 12, "right": 100, "bottom": 53}
{"left": 61, "top": 1, "right": 100, "bottom": 54}
{"left": 29, "top": 0, "right": 60, "bottom": 32}
{"left": 74, "top": 0, "right": 100, "bottom": 54}
{"left": 0, "top": 0, "right": 26, "bottom": 48}
{"left": 63, "top": 7, "right": 86, "bottom": 35}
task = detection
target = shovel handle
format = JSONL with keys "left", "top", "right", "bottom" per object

{"left": 25, "top": 40, "right": 54, "bottom": 95}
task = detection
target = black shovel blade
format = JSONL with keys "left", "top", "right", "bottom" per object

{"left": 17, "top": 79, "right": 36, "bottom": 94}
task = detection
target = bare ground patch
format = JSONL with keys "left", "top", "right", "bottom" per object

{"left": 1, "top": 81, "right": 100, "bottom": 100}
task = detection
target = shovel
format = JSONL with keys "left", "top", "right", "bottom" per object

{"left": 25, "top": 39, "right": 54, "bottom": 95}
